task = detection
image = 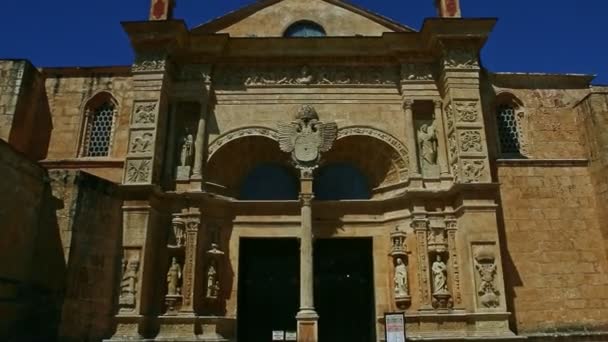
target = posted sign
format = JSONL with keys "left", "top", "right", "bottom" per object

{"left": 385, "top": 312, "right": 406, "bottom": 342}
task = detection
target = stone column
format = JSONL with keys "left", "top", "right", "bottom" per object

{"left": 403, "top": 100, "right": 422, "bottom": 182}
{"left": 296, "top": 170, "right": 318, "bottom": 342}
{"left": 433, "top": 100, "right": 450, "bottom": 179}
{"left": 445, "top": 214, "right": 462, "bottom": 309}
{"left": 181, "top": 212, "right": 200, "bottom": 314}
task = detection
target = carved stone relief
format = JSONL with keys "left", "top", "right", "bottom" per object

{"left": 454, "top": 101, "right": 479, "bottom": 122}
{"left": 448, "top": 133, "right": 458, "bottom": 162}
{"left": 278, "top": 105, "right": 338, "bottom": 171}
{"left": 215, "top": 65, "right": 400, "bottom": 87}
{"left": 412, "top": 218, "right": 431, "bottom": 307}
{"left": 473, "top": 245, "right": 500, "bottom": 309}
{"left": 462, "top": 160, "right": 485, "bottom": 183}
{"left": 132, "top": 55, "right": 166, "bottom": 73}
{"left": 401, "top": 63, "right": 434, "bottom": 81}
{"left": 445, "top": 102, "right": 455, "bottom": 132}
{"left": 418, "top": 123, "right": 439, "bottom": 175}
{"left": 459, "top": 130, "right": 483, "bottom": 153}
{"left": 129, "top": 131, "right": 155, "bottom": 154}
{"left": 132, "top": 102, "right": 158, "bottom": 125}
{"left": 177, "top": 64, "right": 212, "bottom": 82}
{"left": 119, "top": 256, "right": 140, "bottom": 312}
{"left": 432, "top": 254, "right": 449, "bottom": 295}
{"left": 443, "top": 49, "right": 479, "bottom": 70}
{"left": 446, "top": 219, "right": 462, "bottom": 306}
{"left": 394, "top": 258, "right": 409, "bottom": 298}
{"left": 166, "top": 257, "right": 182, "bottom": 296}
{"left": 207, "top": 127, "right": 278, "bottom": 160}
{"left": 126, "top": 159, "right": 152, "bottom": 184}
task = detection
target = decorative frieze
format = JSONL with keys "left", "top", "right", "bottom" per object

{"left": 215, "top": 65, "right": 400, "bottom": 87}
{"left": 129, "top": 131, "right": 155, "bottom": 154}
{"left": 443, "top": 49, "right": 479, "bottom": 70}
{"left": 207, "top": 127, "right": 278, "bottom": 160}
{"left": 446, "top": 217, "right": 462, "bottom": 306}
{"left": 132, "top": 54, "right": 167, "bottom": 73}
{"left": 401, "top": 63, "right": 434, "bottom": 81}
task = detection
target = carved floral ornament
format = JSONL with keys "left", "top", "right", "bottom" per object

{"left": 207, "top": 124, "right": 410, "bottom": 180}
{"left": 401, "top": 63, "right": 434, "bottom": 81}
{"left": 132, "top": 54, "right": 167, "bottom": 73}
{"left": 443, "top": 48, "right": 479, "bottom": 70}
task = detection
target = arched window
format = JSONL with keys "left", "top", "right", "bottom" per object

{"left": 313, "top": 163, "right": 370, "bottom": 201}
{"left": 495, "top": 94, "right": 527, "bottom": 156}
{"left": 239, "top": 163, "right": 299, "bottom": 200}
{"left": 80, "top": 93, "right": 117, "bottom": 157}
{"left": 284, "top": 21, "right": 326, "bottom": 37}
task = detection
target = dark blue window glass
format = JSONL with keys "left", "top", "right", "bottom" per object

{"left": 284, "top": 21, "right": 326, "bottom": 37}
{"left": 239, "top": 163, "right": 299, "bottom": 200}
{"left": 313, "top": 163, "right": 370, "bottom": 201}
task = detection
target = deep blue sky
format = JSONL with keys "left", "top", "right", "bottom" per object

{"left": 2, "top": 0, "right": 606, "bottom": 84}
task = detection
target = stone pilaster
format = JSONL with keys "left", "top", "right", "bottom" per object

{"left": 412, "top": 213, "right": 432, "bottom": 310}
{"left": 123, "top": 53, "right": 171, "bottom": 186}
{"left": 403, "top": 100, "right": 422, "bottom": 186}
{"left": 433, "top": 100, "right": 451, "bottom": 180}
{"left": 445, "top": 214, "right": 462, "bottom": 309}
{"left": 180, "top": 211, "right": 201, "bottom": 314}
{"left": 440, "top": 46, "right": 491, "bottom": 184}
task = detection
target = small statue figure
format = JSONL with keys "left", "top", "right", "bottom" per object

{"left": 206, "top": 260, "right": 219, "bottom": 299}
{"left": 172, "top": 219, "right": 185, "bottom": 248}
{"left": 296, "top": 66, "right": 314, "bottom": 85}
{"left": 394, "top": 258, "right": 409, "bottom": 297}
{"left": 180, "top": 134, "right": 194, "bottom": 167}
{"left": 432, "top": 255, "right": 448, "bottom": 294}
{"left": 166, "top": 257, "right": 182, "bottom": 296}
{"left": 418, "top": 123, "right": 438, "bottom": 169}
{"left": 119, "top": 260, "right": 139, "bottom": 308}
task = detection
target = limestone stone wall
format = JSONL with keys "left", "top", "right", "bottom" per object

{"left": 497, "top": 162, "right": 608, "bottom": 334}
{"left": 0, "top": 139, "right": 65, "bottom": 341}
{"left": 43, "top": 69, "right": 133, "bottom": 162}
{"left": 49, "top": 170, "right": 123, "bottom": 342}
{"left": 0, "top": 59, "right": 52, "bottom": 160}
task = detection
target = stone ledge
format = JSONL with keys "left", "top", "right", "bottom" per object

{"left": 495, "top": 159, "right": 589, "bottom": 167}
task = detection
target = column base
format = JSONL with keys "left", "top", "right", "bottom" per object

{"left": 156, "top": 315, "right": 197, "bottom": 341}
{"left": 107, "top": 315, "right": 145, "bottom": 341}
{"left": 296, "top": 309, "right": 318, "bottom": 342}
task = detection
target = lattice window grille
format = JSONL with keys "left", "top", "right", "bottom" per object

{"left": 497, "top": 104, "right": 520, "bottom": 154}
{"left": 83, "top": 103, "right": 115, "bottom": 157}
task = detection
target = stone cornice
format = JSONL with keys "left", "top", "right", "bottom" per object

{"left": 495, "top": 158, "right": 589, "bottom": 167}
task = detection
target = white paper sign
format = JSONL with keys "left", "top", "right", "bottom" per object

{"left": 272, "top": 331, "right": 285, "bottom": 341}
{"left": 285, "top": 331, "right": 297, "bottom": 341}
{"left": 385, "top": 313, "right": 406, "bottom": 342}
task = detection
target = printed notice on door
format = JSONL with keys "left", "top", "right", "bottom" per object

{"left": 385, "top": 313, "right": 406, "bottom": 342}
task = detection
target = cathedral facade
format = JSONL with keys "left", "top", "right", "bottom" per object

{"left": 1, "top": 0, "right": 608, "bottom": 341}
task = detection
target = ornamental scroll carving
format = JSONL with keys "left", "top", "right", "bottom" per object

{"left": 338, "top": 126, "right": 410, "bottom": 180}
{"left": 215, "top": 65, "right": 400, "bottom": 86}
{"left": 454, "top": 101, "right": 479, "bottom": 122}
{"left": 401, "top": 63, "right": 433, "bottom": 81}
{"left": 462, "top": 160, "right": 485, "bottom": 183}
{"left": 459, "top": 130, "right": 483, "bottom": 153}
{"left": 207, "top": 127, "right": 278, "bottom": 161}
{"left": 473, "top": 245, "right": 500, "bottom": 309}
{"left": 126, "top": 159, "right": 152, "bottom": 183}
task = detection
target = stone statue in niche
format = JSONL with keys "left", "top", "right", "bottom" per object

{"left": 394, "top": 258, "right": 409, "bottom": 298}
{"left": 418, "top": 123, "right": 439, "bottom": 177}
{"left": 206, "top": 259, "right": 220, "bottom": 299}
{"left": 176, "top": 133, "right": 193, "bottom": 180}
{"left": 166, "top": 257, "right": 182, "bottom": 296}
{"left": 170, "top": 217, "right": 185, "bottom": 248}
{"left": 119, "top": 259, "right": 139, "bottom": 310}
{"left": 431, "top": 255, "right": 448, "bottom": 294}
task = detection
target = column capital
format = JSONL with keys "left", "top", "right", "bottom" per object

{"left": 433, "top": 99, "right": 443, "bottom": 109}
{"left": 299, "top": 193, "right": 314, "bottom": 206}
{"left": 403, "top": 99, "right": 415, "bottom": 110}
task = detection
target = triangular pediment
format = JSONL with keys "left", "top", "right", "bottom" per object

{"left": 192, "top": 0, "right": 414, "bottom": 37}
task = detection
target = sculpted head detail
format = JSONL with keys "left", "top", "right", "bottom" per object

{"left": 296, "top": 105, "right": 319, "bottom": 122}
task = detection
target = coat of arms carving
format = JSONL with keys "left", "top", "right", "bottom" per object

{"left": 278, "top": 105, "right": 338, "bottom": 171}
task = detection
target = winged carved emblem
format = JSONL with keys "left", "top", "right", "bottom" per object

{"left": 278, "top": 105, "right": 337, "bottom": 170}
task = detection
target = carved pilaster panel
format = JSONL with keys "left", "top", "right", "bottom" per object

{"left": 461, "top": 159, "right": 486, "bottom": 183}
{"left": 446, "top": 218, "right": 462, "bottom": 307}
{"left": 124, "top": 158, "right": 152, "bottom": 184}
{"left": 412, "top": 218, "right": 432, "bottom": 309}
{"left": 118, "top": 249, "right": 142, "bottom": 314}
{"left": 472, "top": 242, "right": 501, "bottom": 310}
{"left": 128, "top": 129, "right": 156, "bottom": 155}
{"left": 454, "top": 101, "right": 479, "bottom": 123}
{"left": 180, "top": 215, "right": 200, "bottom": 313}
{"left": 458, "top": 130, "right": 483, "bottom": 153}
{"left": 442, "top": 48, "right": 479, "bottom": 70}
{"left": 131, "top": 101, "right": 158, "bottom": 126}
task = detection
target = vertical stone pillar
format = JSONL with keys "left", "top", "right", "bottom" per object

{"left": 123, "top": 53, "right": 171, "bottom": 186}
{"left": 181, "top": 211, "right": 200, "bottom": 314}
{"left": 445, "top": 214, "right": 462, "bottom": 309}
{"left": 296, "top": 170, "right": 318, "bottom": 342}
{"left": 433, "top": 100, "right": 450, "bottom": 180}
{"left": 149, "top": 0, "right": 176, "bottom": 21}
{"left": 191, "top": 102, "right": 209, "bottom": 186}
{"left": 403, "top": 100, "right": 422, "bottom": 185}
{"left": 435, "top": 0, "right": 461, "bottom": 18}
{"left": 440, "top": 47, "right": 491, "bottom": 183}
{"left": 412, "top": 213, "right": 432, "bottom": 310}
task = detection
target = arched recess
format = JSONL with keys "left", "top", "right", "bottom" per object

{"left": 314, "top": 163, "right": 371, "bottom": 200}
{"left": 206, "top": 125, "right": 409, "bottom": 197}
{"left": 206, "top": 127, "right": 291, "bottom": 198}
{"left": 324, "top": 126, "right": 410, "bottom": 189}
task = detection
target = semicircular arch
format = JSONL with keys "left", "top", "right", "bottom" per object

{"left": 207, "top": 126, "right": 278, "bottom": 161}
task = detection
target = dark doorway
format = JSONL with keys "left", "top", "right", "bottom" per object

{"left": 314, "top": 238, "right": 375, "bottom": 342}
{"left": 237, "top": 239, "right": 299, "bottom": 342}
